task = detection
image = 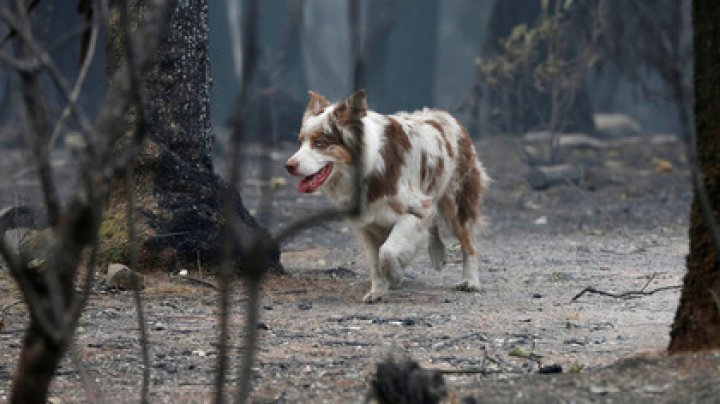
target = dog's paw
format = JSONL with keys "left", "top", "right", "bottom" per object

{"left": 363, "top": 292, "right": 385, "bottom": 304}
{"left": 454, "top": 280, "right": 480, "bottom": 292}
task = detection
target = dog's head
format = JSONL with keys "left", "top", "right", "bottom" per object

{"left": 285, "top": 90, "right": 367, "bottom": 193}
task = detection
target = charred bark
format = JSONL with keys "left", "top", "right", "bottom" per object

{"left": 103, "top": 1, "right": 281, "bottom": 273}
{"left": 668, "top": 0, "right": 720, "bottom": 352}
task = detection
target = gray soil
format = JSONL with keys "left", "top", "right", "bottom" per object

{"left": 2, "top": 133, "right": 715, "bottom": 403}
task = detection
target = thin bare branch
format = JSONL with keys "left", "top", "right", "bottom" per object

{"left": 49, "top": 1, "right": 101, "bottom": 148}
{"left": 215, "top": 0, "right": 259, "bottom": 400}
{"left": 126, "top": 164, "right": 151, "bottom": 404}
{"left": 69, "top": 342, "right": 102, "bottom": 402}
{"left": 116, "top": 2, "right": 153, "bottom": 400}
{"left": 0, "top": 7, "right": 99, "bottom": 153}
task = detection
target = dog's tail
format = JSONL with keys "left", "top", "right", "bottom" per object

{"left": 428, "top": 224, "right": 447, "bottom": 272}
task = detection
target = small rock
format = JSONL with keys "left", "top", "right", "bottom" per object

{"left": 106, "top": 263, "right": 144, "bottom": 290}
{"left": 297, "top": 301, "right": 312, "bottom": 311}
{"left": 564, "top": 338, "right": 586, "bottom": 346}
{"left": 589, "top": 384, "right": 620, "bottom": 395}
{"left": 642, "top": 384, "right": 669, "bottom": 394}
{"left": 590, "top": 336, "right": 606, "bottom": 345}
{"left": 257, "top": 322, "right": 269, "bottom": 330}
{"left": 532, "top": 293, "right": 543, "bottom": 299}
{"left": 527, "top": 164, "right": 583, "bottom": 190}
{"left": 534, "top": 216, "right": 548, "bottom": 225}
{"left": 593, "top": 113, "right": 642, "bottom": 139}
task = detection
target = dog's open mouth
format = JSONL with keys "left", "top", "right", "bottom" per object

{"left": 297, "top": 163, "right": 333, "bottom": 193}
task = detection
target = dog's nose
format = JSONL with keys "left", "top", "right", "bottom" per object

{"left": 285, "top": 159, "right": 299, "bottom": 175}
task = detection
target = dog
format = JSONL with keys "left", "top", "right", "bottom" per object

{"left": 285, "top": 90, "right": 489, "bottom": 303}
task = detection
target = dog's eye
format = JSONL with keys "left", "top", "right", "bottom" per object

{"left": 313, "top": 140, "right": 326, "bottom": 149}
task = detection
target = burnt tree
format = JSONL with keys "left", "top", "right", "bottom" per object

{"left": 668, "top": 0, "right": 720, "bottom": 351}
{"left": 104, "top": 0, "right": 280, "bottom": 273}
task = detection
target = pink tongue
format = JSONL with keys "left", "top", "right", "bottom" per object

{"left": 297, "top": 177, "right": 318, "bottom": 193}
{"left": 297, "top": 164, "right": 331, "bottom": 193}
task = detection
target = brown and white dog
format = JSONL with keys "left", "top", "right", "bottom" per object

{"left": 285, "top": 90, "right": 489, "bottom": 303}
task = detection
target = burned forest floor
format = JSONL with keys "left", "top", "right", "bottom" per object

{"left": 2, "top": 131, "right": 718, "bottom": 402}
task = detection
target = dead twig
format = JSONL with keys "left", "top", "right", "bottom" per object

{"left": 116, "top": 1, "right": 152, "bottom": 401}
{"left": 571, "top": 274, "right": 681, "bottom": 302}
{"left": 69, "top": 342, "right": 102, "bottom": 402}
{"left": 215, "top": 0, "right": 260, "bottom": 401}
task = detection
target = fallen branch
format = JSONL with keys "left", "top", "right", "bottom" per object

{"left": 571, "top": 274, "right": 681, "bottom": 302}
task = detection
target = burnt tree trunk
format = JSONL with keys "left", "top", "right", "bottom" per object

{"left": 104, "top": 1, "right": 281, "bottom": 273}
{"left": 668, "top": 0, "right": 720, "bottom": 352}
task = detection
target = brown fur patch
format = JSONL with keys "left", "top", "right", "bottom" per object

{"left": 309, "top": 130, "right": 340, "bottom": 148}
{"left": 333, "top": 90, "right": 367, "bottom": 126}
{"left": 366, "top": 118, "right": 411, "bottom": 203}
{"left": 425, "top": 119, "right": 453, "bottom": 158}
{"left": 308, "top": 128, "right": 353, "bottom": 165}
{"left": 455, "top": 127, "right": 484, "bottom": 225}
{"left": 426, "top": 158, "right": 445, "bottom": 193}
{"left": 325, "top": 145, "right": 353, "bottom": 165}
{"left": 305, "top": 91, "right": 330, "bottom": 118}
{"left": 388, "top": 200, "right": 403, "bottom": 214}
{"left": 439, "top": 195, "right": 476, "bottom": 255}
{"left": 420, "top": 152, "right": 428, "bottom": 183}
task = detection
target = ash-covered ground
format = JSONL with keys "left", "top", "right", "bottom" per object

{"left": 2, "top": 132, "right": 711, "bottom": 403}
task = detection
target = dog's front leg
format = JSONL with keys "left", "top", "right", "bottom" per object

{"left": 359, "top": 230, "right": 389, "bottom": 304}
{"left": 366, "top": 215, "right": 426, "bottom": 303}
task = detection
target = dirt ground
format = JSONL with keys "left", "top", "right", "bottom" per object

{"left": 2, "top": 133, "right": 717, "bottom": 403}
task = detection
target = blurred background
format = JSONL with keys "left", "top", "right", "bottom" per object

{"left": 0, "top": 0, "right": 692, "bottom": 146}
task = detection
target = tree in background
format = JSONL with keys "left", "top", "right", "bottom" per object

{"left": 479, "top": 0, "right": 597, "bottom": 136}
{"left": 364, "top": 0, "right": 439, "bottom": 113}
{"left": 668, "top": 0, "right": 720, "bottom": 351}
{"left": 103, "top": 0, "right": 280, "bottom": 273}
{"left": 478, "top": 0, "right": 693, "bottom": 141}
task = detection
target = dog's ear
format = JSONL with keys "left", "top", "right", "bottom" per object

{"left": 304, "top": 91, "right": 330, "bottom": 118}
{"left": 333, "top": 89, "right": 367, "bottom": 125}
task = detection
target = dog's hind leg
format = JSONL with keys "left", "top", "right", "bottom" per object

{"left": 428, "top": 223, "right": 447, "bottom": 272}
{"left": 439, "top": 195, "right": 481, "bottom": 292}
